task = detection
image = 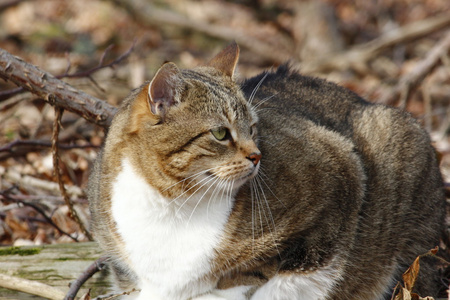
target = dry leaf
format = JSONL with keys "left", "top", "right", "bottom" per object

{"left": 402, "top": 256, "right": 420, "bottom": 291}
{"left": 393, "top": 248, "right": 439, "bottom": 300}
{"left": 80, "top": 289, "right": 91, "bottom": 300}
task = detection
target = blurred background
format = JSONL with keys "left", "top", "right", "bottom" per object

{"left": 0, "top": 0, "right": 449, "bottom": 249}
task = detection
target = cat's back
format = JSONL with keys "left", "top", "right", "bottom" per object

{"left": 242, "top": 65, "right": 446, "bottom": 298}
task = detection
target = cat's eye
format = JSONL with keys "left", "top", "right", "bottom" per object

{"left": 211, "top": 127, "right": 229, "bottom": 141}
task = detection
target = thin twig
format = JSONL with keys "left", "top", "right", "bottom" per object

{"left": 0, "top": 42, "right": 135, "bottom": 103}
{"left": 0, "top": 0, "right": 31, "bottom": 12}
{"left": 110, "top": 0, "right": 290, "bottom": 63}
{"left": 0, "top": 49, "right": 117, "bottom": 127}
{"left": 64, "top": 256, "right": 108, "bottom": 300}
{"left": 298, "top": 13, "right": 450, "bottom": 74}
{"left": 2, "top": 169, "right": 84, "bottom": 198}
{"left": 0, "top": 190, "right": 78, "bottom": 242}
{"left": 52, "top": 107, "right": 93, "bottom": 241}
{"left": 0, "top": 193, "right": 87, "bottom": 205}
{"left": 93, "top": 288, "right": 141, "bottom": 300}
{"left": 379, "top": 29, "right": 450, "bottom": 107}
{"left": 60, "top": 42, "right": 135, "bottom": 79}
{"left": 0, "top": 273, "right": 66, "bottom": 300}
{"left": 0, "top": 139, "right": 98, "bottom": 153}
{"left": 0, "top": 87, "right": 23, "bottom": 101}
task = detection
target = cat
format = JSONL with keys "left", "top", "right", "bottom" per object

{"left": 88, "top": 42, "right": 446, "bottom": 300}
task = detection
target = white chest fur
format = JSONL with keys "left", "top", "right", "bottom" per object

{"left": 111, "top": 158, "right": 233, "bottom": 300}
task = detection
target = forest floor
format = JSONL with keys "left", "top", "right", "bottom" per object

{"left": 0, "top": 0, "right": 449, "bottom": 298}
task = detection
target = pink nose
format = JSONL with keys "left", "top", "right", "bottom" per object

{"left": 247, "top": 152, "right": 262, "bottom": 166}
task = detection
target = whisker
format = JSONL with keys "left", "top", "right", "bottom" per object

{"left": 176, "top": 175, "right": 217, "bottom": 217}
{"left": 255, "top": 175, "right": 281, "bottom": 258}
{"left": 206, "top": 177, "right": 228, "bottom": 219}
{"left": 162, "top": 167, "right": 217, "bottom": 192}
{"left": 250, "top": 179, "right": 256, "bottom": 254}
{"left": 187, "top": 176, "right": 221, "bottom": 225}
{"left": 253, "top": 93, "right": 278, "bottom": 109}
{"left": 248, "top": 72, "right": 269, "bottom": 105}
{"left": 228, "top": 180, "right": 235, "bottom": 210}
{"left": 168, "top": 175, "right": 213, "bottom": 206}
{"left": 219, "top": 178, "right": 231, "bottom": 207}
{"left": 254, "top": 106, "right": 280, "bottom": 115}
{"left": 257, "top": 171, "right": 286, "bottom": 209}
{"left": 165, "top": 164, "right": 238, "bottom": 205}
{"left": 252, "top": 177, "right": 264, "bottom": 241}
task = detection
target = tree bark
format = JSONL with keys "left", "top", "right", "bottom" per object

{"left": 0, "top": 49, "right": 117, "bottom": 128}
{"left": 0, "top": 242, "right": 110, "bottom": 299}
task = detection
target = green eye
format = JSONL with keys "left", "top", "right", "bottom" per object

{"left": 211, "top": 127, "right": 228, "bottom": 141}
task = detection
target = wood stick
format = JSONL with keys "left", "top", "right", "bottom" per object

{"left": 299, "top": 13, "right": 450, "bottom": 74}
{"left": 0, "top": 49, "right": 117, "bottom": 128}
{"left": 92, "top": 288, "right": 141, "bottom": 300}
{"left": 65, "top": 256, "right": 108, "bottom": 300}
{"left": 0, "top": 273, "right": 66, "bottom": 300}
{"left": 0, "top": 190, "right": 79, "bottom": 242}
{"left": 52, "top": 107, "right": 93, "bottom": 241}
{"left": 2, "top": 168, "right": 84, "bottom": 197}
{"left": 379, "top": 29, "right": 450, "bottom": 106}
{"left": 109, "top": 0, "right": 291, "bottom": 63}
{"left": 1, "top": 42, "right": 134, "bottom": 103}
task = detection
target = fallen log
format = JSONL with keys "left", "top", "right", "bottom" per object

{"left": 0, "top": 242, "right": 110, "bottom": 299}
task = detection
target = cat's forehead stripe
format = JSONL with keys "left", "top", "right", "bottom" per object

{"left": 183, "top": 69, "right": 251, "bottom": 122}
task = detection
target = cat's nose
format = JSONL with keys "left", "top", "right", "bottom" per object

{"left": 247, "top": 152, "right": 262, "bottom": 166}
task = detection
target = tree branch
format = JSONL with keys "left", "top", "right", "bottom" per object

{"left": 109, "top": 0, "right": 291, "bottom": 63}
{"left": 0, "top": 273, "right": 66, "bottom": 300}
{"left": 379, "top": 29, "right": 450, "bottom": 107}
{"left": 0, "top": 139, "right": 98, "bottom": 153}
{"left": 298, "top": 13, "right": 450, "bottom": 74}
{"left": 0, "top": 49, "right": 117, "bottom": 128}
{"left": 64, "top": 256, "right": 108, "bottom": 300}
{"left": 0, "top": 43, "right": 134, "bottom": 102}
{"left": 2, "top": 168, "right": 84, "bottom": 198}
{"left": 52, "top": 108, "right": 93, "bottom": 241}
{"left": 0, "top": 189, "right": 79, "bottom": 242}
{"left": 0, "top": 0, "right": 32, "bottom": 13}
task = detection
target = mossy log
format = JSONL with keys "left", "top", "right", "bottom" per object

{"left": 0, "top": 242, "right": 111, "bottom": 299}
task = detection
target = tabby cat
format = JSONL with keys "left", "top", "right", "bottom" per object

{"left": 88, "top": 43, "right": 446, "bottom": 300}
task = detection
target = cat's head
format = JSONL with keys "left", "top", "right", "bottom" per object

{"left": 123, "top": 43, "right": 261, "bottom": 198}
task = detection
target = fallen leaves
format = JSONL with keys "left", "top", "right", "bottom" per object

{"left": 392, "top": 247, "right": 444, "bottom": 300}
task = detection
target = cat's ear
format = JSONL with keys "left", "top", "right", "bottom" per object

{"left": 207, "top": 42, "right": 240, "bottom": 78}
{"left": 148, "top": 62, "right": 184, "bottom": 120}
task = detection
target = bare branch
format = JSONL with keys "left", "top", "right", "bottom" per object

{"left": 93, "top": 288, "right": 141, "bottom": 300}
{"left": 0, "top": 0, "right": 32, "bottom": 13}
{"left": 0, "top": 48, "right": 117, "bottom": 127}
{"left": 52, "top": 108, "right": 93, "bottom": 241}
{"left": 0, "top": 273, "right": 66, "bottom": 300}
{"left": 0, "top": 189, "right": 79, "bottom": 242}
{"left": 0, "top": 43, "right": 135, "bottom": 103}
{"left": 379, "top": 29, "right": 450, "bottom": 107}
{"left": 0, "top": 87, "right": 22, "bottom": 101}
{"left": 109, "top": 0, "right": 290, "bottom": 63}
{"left": 65, "top": 256, "right": 108, "bottom": 300}
{"left": 2, "top": 168, "right": 84, "bottom": 197}
{"left": 298, "top": 13, "right": 450, "bottom": 74}
{"left": 61, "top": 42, "right": 135, "bottom": 79}
{"left": 0, "top": 139, "right": 98, "bottom": 153}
